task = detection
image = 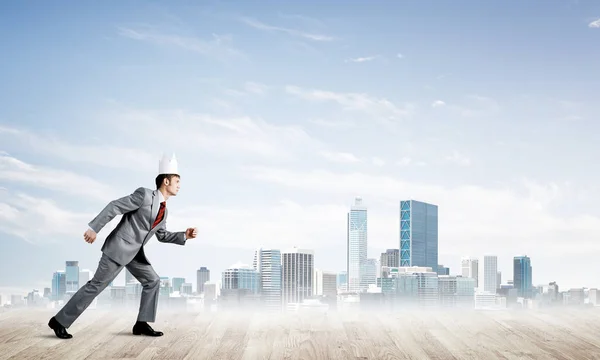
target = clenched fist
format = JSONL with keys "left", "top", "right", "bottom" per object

{"left": 185, "top": 227, "right": 198, "bottom": 239}
{"left": 84, "top": 228, "right": 97, "bottom": 244}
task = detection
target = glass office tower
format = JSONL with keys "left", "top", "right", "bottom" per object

{"left": 400, "top": 200, "right": 438, "bottom": 272}
{"left": 513, "top": 255, "right": 533, "bottom": 298}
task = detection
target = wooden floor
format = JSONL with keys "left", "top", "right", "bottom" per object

{"left": 1, "top": 307, "right": 600, "bottom": 359}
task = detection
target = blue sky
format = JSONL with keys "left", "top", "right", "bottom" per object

{"left": 1, "top": 0, "right": 599, "bottom": 301}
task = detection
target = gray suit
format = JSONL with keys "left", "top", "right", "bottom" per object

{"left": 54, "top": 187, "right": 186, "bottom": 328}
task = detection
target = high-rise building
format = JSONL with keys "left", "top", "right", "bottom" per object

{"left": 461, "top": 257, "right": 479, "bottom": 288}
{"left": 361, "top": 258, "right": 378, "bottom": 289}
{"left": 197, "top": 267, "right": 210, "bottom": 294}
{"left": 282, "top": 247, "right": 314, "bottom": 305}
{"left": 399, "top": 200, "right": 438, "bottom": 272}
{"left": 65, "top": 261, "right": 79, "bottom": 294}
{"left": 480, "top": 255, "right": 498, "bottom": 293}
{"left": 221, "top": 263, "right": 259, "bottom": 292}
{"left": 337, "top": 271, "right": 347, "bottom": 292}
{"left": 313, "top": 269, "right": 337, "bottom": 299}
{"left": 52, "top": 271, "right": 66, "bottom": 301}
{"left": 347, "top": 197, "right": 367, "bottom": 292}
{"left": 253, "top": 248, "right": 282, "bottom": 310}
{"left": 380, "top": 249, "right": 399, "bottom": 270}
{"left": 79, "top": 269, "right": 93, "bottom": 289}
{"left": 172, "top": 277, "right": 186, "bottom": 293}
{"left": 513, "top": 255, "right": 532, "bottom": 298}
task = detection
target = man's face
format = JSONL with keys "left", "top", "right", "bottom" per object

{"left": 164, "top": 176, "right": 180, "bottom": 196}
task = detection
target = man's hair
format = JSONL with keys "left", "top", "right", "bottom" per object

{"left": 155, "top": 174, "right": 180, "bottom": 189}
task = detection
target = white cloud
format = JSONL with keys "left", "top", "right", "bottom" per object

{"left": 372, "top": 157, "right": 386, "bottom": 167}
{"left": 243, "top": 81, "right": 269, "bottom": 95}
{"left": 276, "top": 13, "right": 325, "bottom": 28}
{"left": 2, "top": 148, "right": 599, "bottom": 289}
{"left": 397, "top": 53, "right": 404, "bottom": 59}
{"left": 285, "top": 85, "right": 413, "bottom": 122}
{"left": 240, "top": 166, "right": 600, "bottom": 262}
{"left": 117, "top": 27, "right": 244, "bottom": 59}
{"left": 224, "top": 82, "right": 270, "bottom": 97}
{"left": 445, "top": 150, "right": 471, "bottom": 166}
{"left": 396, "top": 157, "right": 412, "bottom": 166}
{"left": 448, "top": 95, "right": 500, "bottom": 117}
{"left": 0, "top": 187, "right": 348, "bottom": 251}
{"left": 166, "top": 200, "right": 351, "bottom": 250}
{"left": 319, "top": 152, "right": 386, "bottom": 166}
{"left": 240, "top": 17, "right": 334, "bottom": 41}
{"left": 431, "top": 100, "right": 446, "bottom": 108}
{"left": 588, "top": 18, "right": 600, "bottom": 28}
{"left": 345, "top": 56, "right": 378, "bottom": 63}
{"left": 0, "top": 153, "right": 117, "bottom": 202}
{"left": 308, "top": 118, "right": 355, "bottom": 129}
{"left": 320, "top": 151, "right": 361, "bottom": 163}
{"left": 106, "top": 106, "right": 321, "bottom": 161}
{"left": 0, "top": 192, "right": 96, "bottom": 244}
{"left": 0, "top": 125, "right": 156, "bottom": 171}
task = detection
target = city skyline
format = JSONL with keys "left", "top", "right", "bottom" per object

{"left": 2, "top": 1, "right": 600, "bottom": 299}
{"left": 0, "top": 194, "right": 595, "bottom": 301}
{"left": 0, "top": 216, "right": 572, "bottom": 305}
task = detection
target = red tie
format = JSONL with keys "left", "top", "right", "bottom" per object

{"left": 152, "top": 201, "right": 166, "bottom": 229}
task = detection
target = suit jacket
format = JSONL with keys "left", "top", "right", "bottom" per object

{"left": 88, "top": 187, "right": 186, "bottom": 265}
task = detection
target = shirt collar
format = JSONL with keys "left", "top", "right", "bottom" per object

{"left": 157, "top": 190, "right": 165, "bottom": 203}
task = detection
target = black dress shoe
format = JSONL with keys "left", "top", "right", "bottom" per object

{"left": 132, "top": 321, "right": 163, "bottom": 336}
{"left": 48, "top": 317, "right": 73, "bottom": 339}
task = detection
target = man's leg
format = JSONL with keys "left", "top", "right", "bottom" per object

{"left": 54, "top": 253, "right": 123, "bottom": 328}
{"left": 126, "top": 257, "right": 163, "bottom": 336}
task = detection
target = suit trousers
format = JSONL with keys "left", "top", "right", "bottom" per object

{"left": 54, "top": 251, "right": 161, "bottom": 328}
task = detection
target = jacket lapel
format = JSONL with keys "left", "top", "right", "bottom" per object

{"left": 150, "top": 190, "right": 159, "bottom": 228}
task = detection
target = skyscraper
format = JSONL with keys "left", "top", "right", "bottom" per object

{"left": 253, "top": 248, "right": 282, "bottom": 310}
{"left": 197, "top": 267, "right": 210, "bottom": 294}
{"left": 399, "top": 200, "right": 438, "bottom": 272}
{"left": 513, "top": 255, "right": 532, "bottom": 298}
{"left": 347, "top": 197, "right": 367, "bottom": 292}
{"left": 52, "top": 271, "right": 66, "bottom": 301}
{"left": 461, "top": 257, "right": 479, "bottom": 288}
{"left": 282, "top": 247, "right": 314, "bottom": 305}
{"left": 480, "top": 255, "right": 498, "bottom": 293}
{"left": 380, "top": 249, "right": 399, "bottom": 268}
{"left": 65, "top": 261, "right": 79, "bottom": 295}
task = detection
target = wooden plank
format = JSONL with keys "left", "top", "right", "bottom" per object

{"left": 0, "top": 308, "right": 599, "bottom": 359}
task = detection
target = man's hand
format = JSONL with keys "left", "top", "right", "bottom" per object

{"left": 84, "top": 229, "right": 97, "bottom": 244}
{"left": 185, "top": 227, "right": 198, "bottom": 239}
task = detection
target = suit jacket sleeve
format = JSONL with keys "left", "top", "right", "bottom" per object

{"left": 88, "top": 187, "right": 146, "bottom": 233}
{"left": 155, "top": 221, "right": 186, "bottom": 245}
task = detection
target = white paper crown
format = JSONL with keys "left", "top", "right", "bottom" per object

{"left": 158, "top": 153, "right": 178, "bottom": 175}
